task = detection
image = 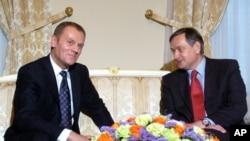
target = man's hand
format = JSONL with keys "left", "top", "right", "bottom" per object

{"left": 67, "top": 131, "right": 92, "bottom": 141}
{"left": 191, "top": 120, "right": 226, "bottom": 133}
{"left": 206, "top": 124, "right": 226, "bottom": 133}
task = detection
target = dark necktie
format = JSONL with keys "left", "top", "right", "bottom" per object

{"left": 59, "top": 71, "right": 72, "bottom": 129}
{"left": 190, "top": 70, "right": 205, "bottom": 121}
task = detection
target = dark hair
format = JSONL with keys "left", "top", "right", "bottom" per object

{"left": 53, "top": 21, "right": 86, "bottom": 38}
{"left": 169, "top": 27, "right": 204, "bottom": 54}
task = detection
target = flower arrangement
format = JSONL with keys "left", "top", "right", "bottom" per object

{"left": 91, "top": 114, "right": 219, "bottom": 141}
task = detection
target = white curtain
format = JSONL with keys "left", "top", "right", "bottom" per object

{"left": 0, "top": 28, "right": 7, "bottom": 75}
{"left": 211, "top": 0, "right": 250, "bottom": 94}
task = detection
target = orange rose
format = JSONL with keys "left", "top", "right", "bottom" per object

{"left": 111, "top": 122, "right": 120, "bottom": 129}
{"left": 97, "top": 132, "right": 114, "bottom": 141}
{"left": 153, "top": 116, "right": 166, "bottom": 124}
{"left": 130, "top": 124, "right": 142, "bottom": 138}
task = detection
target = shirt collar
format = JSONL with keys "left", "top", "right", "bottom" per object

{"left": 188, "top": 57, "right": 206, "bottom": 78}
{"left": 196, "top": 57, "right": 206, "bottom": 77}
{"left": 50, "top": 54, "right": 68, "bottom": 76}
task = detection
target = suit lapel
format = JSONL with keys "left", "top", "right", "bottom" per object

{"left": 44, "top": 56, "right": 60, "bottom": 106}
{"left": 204, "top": 58, "right": 217, "bottom": 101}
{"left": 179, "top": 71, "right": 192, "bottom": 114}
{"left": 68, "top": 67, "right": 81, "bottom": 117}
{"left": 177, "top": 70, "right": 194, "bottom": 118}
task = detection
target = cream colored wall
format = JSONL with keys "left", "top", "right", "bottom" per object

{"left": 51, "top": 0, "right": 167, "bottom": 70}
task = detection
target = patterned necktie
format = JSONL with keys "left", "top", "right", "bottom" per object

{"left": 190, "top": 70, "right": 205, "bottom": 121}
{"left": 59, "top": 71, "right": 72, "bottom": 129}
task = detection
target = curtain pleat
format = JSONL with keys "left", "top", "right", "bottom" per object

{"left": 155, "top": 0, "right": 228, "bottom": 71}
{"left": 0, "top": 0, "right": 52, "bottom": 75}
{"left": 173, "top": 0, "right": 228, "bottom": 57}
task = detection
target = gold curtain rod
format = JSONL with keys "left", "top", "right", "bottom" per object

{"left": 144, "top": 9, "right": 210, "bottom": 36}
{"left": 8, "top": 7, "right": 73, "bottom": 40}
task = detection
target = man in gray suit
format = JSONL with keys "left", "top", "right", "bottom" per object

{"left": 160, "top": 27, "right": 247, "bottom": 141}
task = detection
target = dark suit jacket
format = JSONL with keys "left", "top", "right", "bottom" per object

{"left": 4, "top": 55, "right": 114, "bottom": 141}
{"left": 160, "top": 57, "right": 247, "bottom": 129}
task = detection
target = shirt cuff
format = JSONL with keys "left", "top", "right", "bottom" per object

{"left": 57, "top": 129, "right": 71, "bottom": 141}
{"left": 205, "top": 117, "right": 215, "bottom": 125}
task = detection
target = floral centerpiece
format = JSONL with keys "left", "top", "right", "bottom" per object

{"left": 91, "top": 114, "right": 219, "bottom": 141}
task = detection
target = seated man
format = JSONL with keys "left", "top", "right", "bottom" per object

{"left": 160, "top": 27, "right": 247, "bottom": 141}
{"left": 4, "top": 21, "right": 114, "bottom": 141}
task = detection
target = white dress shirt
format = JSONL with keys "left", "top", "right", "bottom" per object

{"left": 50, "top": 55, "right": 73, "bottom": 141}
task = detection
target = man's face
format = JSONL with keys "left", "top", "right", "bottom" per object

{"left": 170, "top": 33, "right": 202, "bottom": 70}
{"left": 51, "top": 26, "right": 85, "bottom": 69}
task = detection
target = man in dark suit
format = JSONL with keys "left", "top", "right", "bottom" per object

{"left": 4, "top": 21, "right": 114, "bottom": 141}
{"left": 160, "top": 27, "right": 247, "bottom": 141}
